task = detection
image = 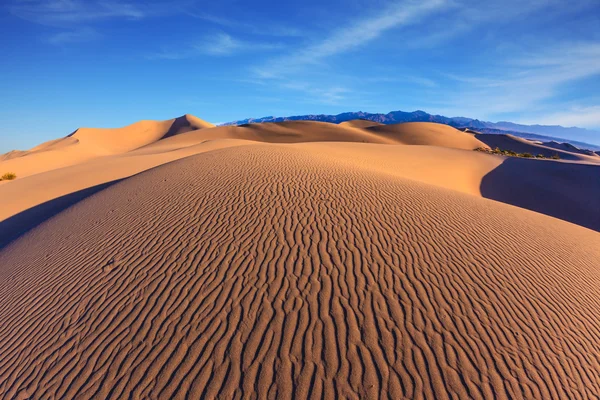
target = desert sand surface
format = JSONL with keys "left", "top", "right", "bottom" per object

{"left": 0, "top": 115, "right": 214, "bottom": 179}
{"left": 339, "top": 119, "right": 385, "bottom": 129}
{"left": 1, "top": 116, "right": 600, "bottom": 399}
{"left": 541, "top": 141, "right": 599, "bottom": 157}
{"left": 364, "top": 122, "right": 488, "bottom": 150}
{"left": 2, "top": 118, "right": 597, "bottom": 231}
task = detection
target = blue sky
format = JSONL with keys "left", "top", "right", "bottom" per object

{"left": 1, "top": 0, "right": 600, "bottom": 151}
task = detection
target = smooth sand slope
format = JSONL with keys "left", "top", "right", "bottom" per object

{"left": 159, "top": 120, "right": 484, "bottom": 148}
{"left": 0, "top": 120, "right": 489, "bottom": 224}
{"left": 365, "top": 122, "right": 488, "bottom": 150}
{"left": 0, "top": 120, "right": 478, "bottom": 181}
{"left": 339, "top": 119, "right": 385, "bottom": 129}
{"left": 0, "top": 114, "right": 214, "bottom": 178}
{"left": 1, "top": 144, "right": 600, "bottom": 399}
{"left": 1, "top": 118, "right": 599, "bottom": 233}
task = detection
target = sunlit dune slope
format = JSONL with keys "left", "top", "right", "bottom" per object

{"left": 171, "top": 120, "right": 401, "bottom": 144}
{"left": 339, "top": 119, "right": 385, "bottom": 129}
{"left": 0, "top": 119, "right": 486, "bottom": 181}
{"left": 365, "top": 122, "right": 488, "bottom": 150}
{"left": 0, "top": 114, "right": 214, "bottom": 178}
{"left": 1, "top": 144, "right": 599, "bottom": 399}
{"left": 1, "top": 117, "right": 598, "bottom": 233}
{"left": 142, "top": 121, "right": 488, "bottom": 150}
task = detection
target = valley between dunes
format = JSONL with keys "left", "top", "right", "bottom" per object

{"left": 0, "top": 115, "right": 599, "bottom": 399}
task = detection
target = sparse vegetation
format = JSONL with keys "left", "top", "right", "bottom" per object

{"left": 0, "top": 172, "right": 17, "bottom": 181}
{"left": 474, "top": 148, "right": 559, "bottom": 160}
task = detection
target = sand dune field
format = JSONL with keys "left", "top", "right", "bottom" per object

{"left": 0, "top": 116, "right": 599, "bottom": 399}
{"left": 476, "top": 134, "right": 600, "bottom": 164}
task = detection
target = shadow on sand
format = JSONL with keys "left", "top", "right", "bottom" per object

{"left": 480, "top": 157, "right": 600, "bottom": 232}
{"left": 0, "top": 179, "right": 123, "bottom": 249}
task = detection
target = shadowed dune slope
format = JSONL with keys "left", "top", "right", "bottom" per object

{"left": 481, "top": 157, "right": 600, "bottom": 231}
{"left": 477, "top": 134, "right": 600, "bottom": 163}
{"left": 365, "top": 122, "right": 488, "bottom": 150}
{"left": 1, "top": 144, "right": 600, "bottom": 399}
{"left": 542, "top": 141, "right": 599, "bottom": 157}
{"left": 0, "top": 114, "right": 214, "bottom": 178}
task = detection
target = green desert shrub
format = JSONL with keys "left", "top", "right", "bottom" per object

{"left": 0, "top": 172, "right": 16, "bottom": 181}
{"left": 474, "top": 147, "right": 555, "bottom": 160}
{"left": 551, "top": 154, "right": 561, "bottom": 160}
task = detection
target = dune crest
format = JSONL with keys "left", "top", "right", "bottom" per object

{"left": 365, "top": 122, "right": 489, "bottom": 150}
{"left": 0, "top": 114, "right": 214, "bottom": 178}
{"left": 70, "top": 114, "right": 214, "bottom": 153}
{"left": 339, "top": 119, "right": 385, "bottom": 129}
{"left": 1, "top": 117, "right": 599, "bottom": 233}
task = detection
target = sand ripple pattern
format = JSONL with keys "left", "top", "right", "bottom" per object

{"left": 1, "top": 144, "right": 600, "bottom": 399}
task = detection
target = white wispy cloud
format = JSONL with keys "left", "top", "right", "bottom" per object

{"left": 8, "top": 0, "right": 148, "bottom": 25}
{"left": 279, "top": 82, "right": 353, "bottom": 105}
{"left": 187, "top": 11, "right": 303, "bottom": 37}
{"left": 522, "top": 106, "right": 600, "bottom": 129}
{"left": 244, "top": 0, "right": 449, "bottom": 105}
{"left": 366, "top": 75, "right": 438, "bottom": 88}
{"left": 147, "top": 33, "right": 283, "bottom": 60}
{"left": 198, "top": 33, "right": 283, "bottom": 56}
{"left": 46, "top": 27, "right": 100, "bottom": 45}
{"left": 253, "top": 0, "right": 449, "bottom": 79}
{"left": 432, "top": 42, "right": 600, "bottom": 123}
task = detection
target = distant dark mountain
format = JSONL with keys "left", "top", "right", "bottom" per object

{"left": 222, "top": 110, "right": 600, "bottom": 151}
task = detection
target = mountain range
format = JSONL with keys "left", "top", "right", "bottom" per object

{"left": 223, "top": 110, "right": 600, "bottom": 151}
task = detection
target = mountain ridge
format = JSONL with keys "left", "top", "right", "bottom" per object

{"left": 222, "top": 110, "right": 600, "bottom": 150}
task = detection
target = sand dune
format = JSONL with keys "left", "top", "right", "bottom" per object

{"left": 339, "top": 119, "right": 385, "bottom": 129}
{"left": 1, "top": 117, "right": 599, "bottom": 232}
{"left": 477, "top": 134, "right": 600, "bottom": 163}
{"left": 0, "top": 114, "right": 214, "bottom": 178}
{"left": 173, "top": 120, "right": 401, "bottom": 145}
{"left": 1, "top": 116, "right": 600, "bottom": 398}
{"left": 0, "top": 140, "right": 507, "bottom": 244}
{"left": 149, "top": 121, "right": 488, "bottom": 150}
{"left": 364, "top": 122, "right": 488, "bottom": 150}
{"left": 0, "top": 139, "right": 249, "bottom": 242}
{"left": 0, "top": 120, "right": 485, "bottom": 181}
{"left": 542, "top": 141, "right": 599, "bottom": 157}
{"left": 1, "top": 143, "right": 600, "bottom": 399}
